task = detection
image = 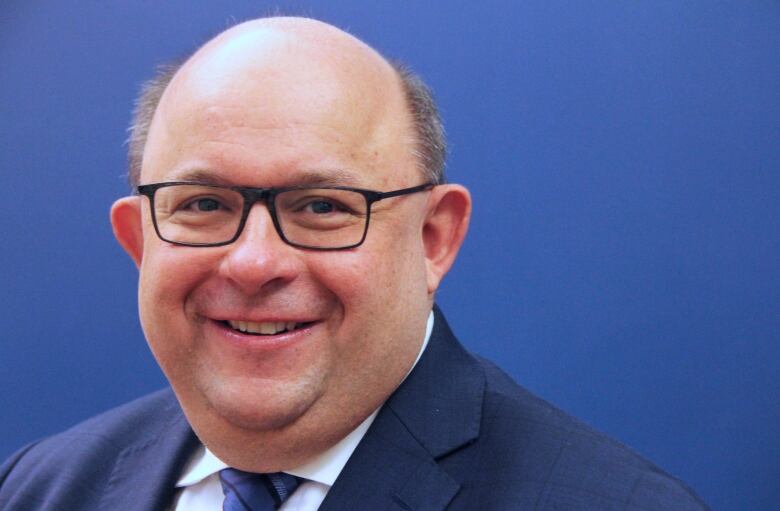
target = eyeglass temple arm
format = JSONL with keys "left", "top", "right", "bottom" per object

{"left": 373, "top": 183, "right": 435, "bottom": 201}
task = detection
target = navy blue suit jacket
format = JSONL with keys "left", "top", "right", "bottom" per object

{"left": 0, "top": 308, "right": 709, "bottom": 510}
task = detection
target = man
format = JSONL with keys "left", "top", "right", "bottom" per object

{"left": 0, "top": 17, "right": 709, "bottom": 510}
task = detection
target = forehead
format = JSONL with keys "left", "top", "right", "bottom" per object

{"left": 141, "top": 26, "right": 418, "bottom": 188}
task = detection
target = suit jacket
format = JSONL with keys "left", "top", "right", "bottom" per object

{"left": 0, "top": 308, "right": 709, "bottom": 510}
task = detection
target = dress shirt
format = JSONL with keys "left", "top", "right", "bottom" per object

{"left": 170, "top": 311, "right": 434, "bottom": 511}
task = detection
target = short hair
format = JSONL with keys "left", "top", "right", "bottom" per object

{"left": 126, "top": 58, "right": 447, "bottom": 189}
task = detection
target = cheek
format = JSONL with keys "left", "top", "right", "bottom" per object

{"left": 315, "top": 226, "right": 428, "bottom": 325}
{"left": 137, "top": 246, "right": 217, "bottom": 343}
{"left": 138, "top": 212, "right": 212, "bottom": 295}
{"left": 141, "top": 243, "right": 216, "bottom": 295}
{"left": 308, "top": 235, "right": 430, "bottom": 393}
{"left": 368, "top": 219, "right": 428, "bottom": 288}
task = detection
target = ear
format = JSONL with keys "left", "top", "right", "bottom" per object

{"left": 110, "top": 196, "right": 144, "bottom": 268}
{"left": 422, "top": 184, "right": 471, "bottom": 294}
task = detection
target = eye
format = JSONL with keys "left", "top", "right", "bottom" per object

{"left": 193, "top": 198, "right": 221, "bottom": 212}
{"left": 179, "top": 196, "right": 228, "bottom": 213}
{"left": 306, "top": 199, "right": 339, "bottom": 214}
{"left": 277, "top": 189, "right": 365, "bottom": 220}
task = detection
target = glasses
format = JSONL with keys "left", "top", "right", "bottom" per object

{"left": 137, "top": 181, "right": 435, "bottom": 250}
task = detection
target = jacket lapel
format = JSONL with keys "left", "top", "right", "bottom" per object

{"left": 321, "top": 307, "right": 485, "bottom": 510}
{"left": 319, "top": 404, "right": 460, "bottom": 510}
{"left": 98, "top": 392, "right": 199, "bottom": 511}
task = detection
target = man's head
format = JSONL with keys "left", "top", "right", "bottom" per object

{"left": 110, "top": 17, "right": 471, "bottom": 471}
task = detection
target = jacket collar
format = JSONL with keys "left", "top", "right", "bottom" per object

{"left": 98, "top": 391, "right": 198, "bottom": 511}
{"left": 321, "top": 306, "right": 485, "bottom": 510}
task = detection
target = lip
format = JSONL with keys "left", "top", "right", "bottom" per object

{"left": 204, "top": 317, "right": 319, "bottom": 352}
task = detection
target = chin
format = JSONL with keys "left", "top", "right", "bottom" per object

{"left": 197, "top": 376, "right": 322, "bottom": 433}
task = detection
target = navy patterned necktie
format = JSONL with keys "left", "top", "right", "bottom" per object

{"left": 219, "top": 468, "right": 303, "bottom": 510}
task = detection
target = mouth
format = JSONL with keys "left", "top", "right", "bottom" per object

{"left": 219, "top": 319, "right": 315, "bottom": 336}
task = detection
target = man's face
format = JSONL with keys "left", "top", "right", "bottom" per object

{"left": 112, "top": 24, "right": 454, "bottom": 469}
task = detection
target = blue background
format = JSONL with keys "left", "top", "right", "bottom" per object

{"left": 1, "top": 2, "right": 778, "bottom": 509}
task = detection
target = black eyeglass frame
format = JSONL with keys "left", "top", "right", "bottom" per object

{"left": 136, "top": 181, "right": 436, "bottom": 250}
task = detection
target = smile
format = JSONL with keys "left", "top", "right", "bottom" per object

{"left": 222, "top": 320, "right": 312, "bottom": 336}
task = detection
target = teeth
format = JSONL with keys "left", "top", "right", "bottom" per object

{"left": 227, "top": 320, "right": 299, "bottom": 335}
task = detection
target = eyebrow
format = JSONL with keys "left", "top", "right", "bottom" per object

{"left": 166, "top": 168, "right": 363, "bottom": 188}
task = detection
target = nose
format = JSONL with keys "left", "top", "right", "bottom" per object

{"left": 218, "top": 203, "right": 301, "bottom": 293}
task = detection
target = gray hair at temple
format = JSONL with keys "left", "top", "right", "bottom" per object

{"left": 126, "top": 57, "right": 447, "bottom": 189}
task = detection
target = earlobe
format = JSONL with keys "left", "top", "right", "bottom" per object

{"left": 422, "top": 184, "right": 472, "bottom": 294}
{"left": 110, "top": 196, "right": 145, "bottom": 268}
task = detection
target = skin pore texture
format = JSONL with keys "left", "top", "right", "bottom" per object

{"left": 111, "top": 17, "right": 471, "bottom": 472}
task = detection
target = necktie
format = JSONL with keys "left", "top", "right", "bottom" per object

{"left": 219, "top": 468, "right": 302, "bottom": 510}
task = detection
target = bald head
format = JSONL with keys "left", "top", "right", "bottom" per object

{"left": 144, "top": 18, "right": 406, "bottom": 182}
{"left": 171, "top": 17, "right": 398, "bottom": 119}
{"left": 127, "top": 17, "right": 446, "bottom": 188}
